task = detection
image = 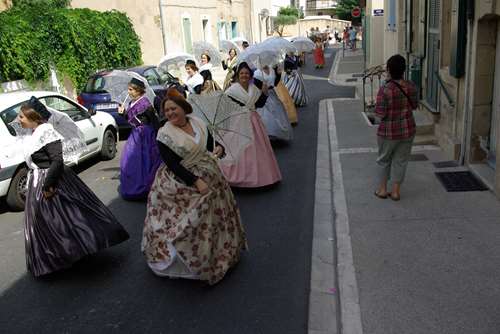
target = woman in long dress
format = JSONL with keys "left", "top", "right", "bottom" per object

{"left": 313, "top": 38, "right": 325, "bottom": 69}
{"left": 222, "top": 48, "right": 238, "bottom": 90}
{"left": 184, "top": 60, "right": 204, "bottom": 95}
{"left": 199, "top": 53, "right": 221, "bottom": 94}
{"left": 283, "top": 52, "right": 308, "bottom": 107}
{"left": 118, "top": 78, "right": 161, "bottom": 200}
{"left": 220, "top": 62, "right": 282, "bottom": 187}
{"left": 254, "top": 65, "right": 293, "bottom": 142}
{"left": 18, "top": 97, "right": 129, "bottom": 277}
{"left": 142, "top": 89, "right": 247, "bottom": 285}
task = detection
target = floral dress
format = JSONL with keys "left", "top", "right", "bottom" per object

{"left": 142, "top": 116, "right": 247, "bottom": 285}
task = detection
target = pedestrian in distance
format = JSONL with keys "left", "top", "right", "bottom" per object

{"left": 118, "top": 78, "right": 162, "bottom": 200}
{"left": 343, "top": 27, "right": 349, "bottom": 49}
{"left": 17, "top": 97, "right": 129, "bottom": 277}
{"left": 374, "top": 54, "right": 418, "bottom": 201}
{"left": 242, "top": 41, "right": 249, "bottom": 50}
{"left": 313, "top": 37, "right": 325, "bottom": 69}
{"left": 199, "top": 52, "right": 221, "bottom": 93}
{"left": 283, "top": 52, "right": 308, "bottom": 107}
{"left": 221, "top": 48, "right": 238, "bottom": 90}
{"left": 254, "top": 65, "right": 293, "bottom": 142}
{"left": 142, "top": 88, "right": 247, "bottom": 285}
{"left": 349, "top": 26, "right": 357, "bottom": 50}
{"left": 183, "top": 60, "right": 204, "bottom": 95}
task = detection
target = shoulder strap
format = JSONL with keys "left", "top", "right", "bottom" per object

{"left": 387, "top": 80, "right": 416, "bottom": 109}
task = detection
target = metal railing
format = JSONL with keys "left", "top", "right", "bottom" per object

{"left": 362, "top": 64, "right": 386, "bottom": 115}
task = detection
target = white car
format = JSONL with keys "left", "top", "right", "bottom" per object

{"left": 0, "top": 91, "right": 118, "bottom": 211}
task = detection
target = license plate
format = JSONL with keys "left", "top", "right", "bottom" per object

{"left": 95, "top": 103, "right": 119, "bottom": 110}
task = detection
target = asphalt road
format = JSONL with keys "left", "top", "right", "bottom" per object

{"left": 0, "top": 48, "right": 354, "bottom": 334}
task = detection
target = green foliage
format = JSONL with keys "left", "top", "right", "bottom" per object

{"left": 278, "top": 6, "right": 299, "bottom": 18}
{"left": 12, "top": 0, "right": 70, "bottom": 8}
{"left": 335, "top": 0, "right": 360, "bottom": 21}
{"left": 0, "top": 4, "right": 142, "bottom": 90}
{"left": 274, "top": 6, "right": 299, "bottom": 36}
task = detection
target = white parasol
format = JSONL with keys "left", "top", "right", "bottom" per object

{"left": 219, "top": 39, "right": 241, "bottom": 53}
{"left": 237, "top": 44, "right": 283, "bottom": 69}
{"left": 158, "top": 52, "right": 196, "bottom": 72}
{"left": 261, "top": 36, "right": 297, "bottom": 55}
{"left": 291, "top": 36, "right": 315, "bottom": 53}
{"left": 193, "top": 41, "right": 222, "bottom": 67}
{"left": 100, "top": 70, "right": 156, "bottom": 106}
{"left": 188, "top": 91, "right": 253, "bottom": 162}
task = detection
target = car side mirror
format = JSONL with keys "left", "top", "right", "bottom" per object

{"left": 88, "top": 107, "right": 96, "bottom": 116}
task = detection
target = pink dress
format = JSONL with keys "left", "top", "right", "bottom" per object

{"left": 220, "top": 83, "right": 282, "bottom": 187}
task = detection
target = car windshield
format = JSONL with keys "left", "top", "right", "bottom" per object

{"left": 83, "top": 75, "right": 108, "bottom": 93}
{"left": 157, "top": 69, "right": 175, "bottom": 84}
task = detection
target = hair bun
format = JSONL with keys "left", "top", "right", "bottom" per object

{"left": 166, "top": 87, "right": 185, "bottom": 99}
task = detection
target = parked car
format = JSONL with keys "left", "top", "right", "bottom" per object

{"left": 78, "top": 66, "right": 182, "bottom": 130}
{"left": 0, "top": 91, "right": 118, "bottom": 211}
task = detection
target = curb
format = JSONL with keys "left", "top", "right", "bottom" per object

{"left": 309, "top": 99, "right": 364, "bottom": 334}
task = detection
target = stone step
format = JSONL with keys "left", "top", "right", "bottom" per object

{"left": 414, "top": 134, "right": 437, "bottom": 145}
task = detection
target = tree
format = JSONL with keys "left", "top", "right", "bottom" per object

{"left": 12, "top": 0, "right": 69, "bottom": 7}
{"left": 274, "top": 6, "right": 299, "bottom": 37}
{"left": 335, "top": 0, "right": 360, "bottom": 21}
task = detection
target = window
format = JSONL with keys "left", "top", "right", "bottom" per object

{"left": 143, "top": 68, "right": 161, "bottom": 86}
{"left": 202, "top": 19, "right": 209, "bottom": 41}
{"left": 388, "top": 0, "right": 396, "bottom": 31}
{"left": 83, "top": 76, "right": 106, "bottom": 93}
{"left": 182, "top": 17, "right": 193, "bottom": 54}
{"left": 231, "top": 21, "right": 238, "bottom": 39}
{"left": 156, "top": 68, "right": 175, "bottom": 85}
{"left": 40, "top": 96, "right": 88, "bottom": 122}
{"left": 0, "top": 104, "right": 23, "bottom": 136}
{"left": 218, "top": 21, "right": 227, "bottom": 41}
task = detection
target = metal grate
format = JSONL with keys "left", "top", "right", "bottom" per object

{"left": 433, "top": 161, "right": 459, "bottom": 168}
{"left": 435, "top": 171, "right": 488, "bottom": 192}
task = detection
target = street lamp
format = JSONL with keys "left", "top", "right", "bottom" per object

{"left": 258, "top": 8, "right": 270, "bottom": 42}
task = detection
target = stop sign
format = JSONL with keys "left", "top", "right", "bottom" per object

{"left": 351, "top": 6, "right": 361, "bottom": 18}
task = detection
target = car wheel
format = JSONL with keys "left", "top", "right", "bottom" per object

{"left": 6, "top": 167, "right": 28, "bottom": 211}
{"left": 100, "top": 128, "right": 117, "bottom": 160}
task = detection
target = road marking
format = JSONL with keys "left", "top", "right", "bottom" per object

{"left": 338, "top": 145, "right": 440, "bottom": 155}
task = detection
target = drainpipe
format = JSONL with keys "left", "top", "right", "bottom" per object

{"left": 249, "top": 0, "right": 255, "bottom": 44}
{"left": 459, "top": 1, "right": 475, "bottom": 165}
{"left": 159, "top": 0, "right": 167, "bottom": 55}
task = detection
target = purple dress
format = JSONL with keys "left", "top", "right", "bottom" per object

{"left": 120, "top": 96, "right": 161, "bottom": 200}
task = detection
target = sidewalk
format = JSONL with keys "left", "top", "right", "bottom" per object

{"left": 314, "top": 52, "right": 500, "bottom": 334}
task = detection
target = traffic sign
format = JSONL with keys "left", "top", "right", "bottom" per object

{"left": 351, "top": 6, "right": 361, "bottom": 18}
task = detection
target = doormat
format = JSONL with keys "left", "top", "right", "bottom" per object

{"left": 435, "top": 171, "right": 488, "bottom": 192}
{"left": 409, "top": 154, "right": 429, "bottom": 161}
{"left": 433, "top": 161, "right": 459, "bottom": 168}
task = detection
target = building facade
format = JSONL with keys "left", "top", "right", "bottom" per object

{"left": 305, "top": 0, "right": 337, "bottom": 16}
{"left": 71, "top": 0, "right": 272, "bottom": 64}
{"left": 367, "top": 0, "right": 500, "bottom": 198}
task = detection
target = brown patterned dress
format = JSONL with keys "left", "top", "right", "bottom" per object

{"left": 141, "top": 116, "right": 247, "bottom": 285}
